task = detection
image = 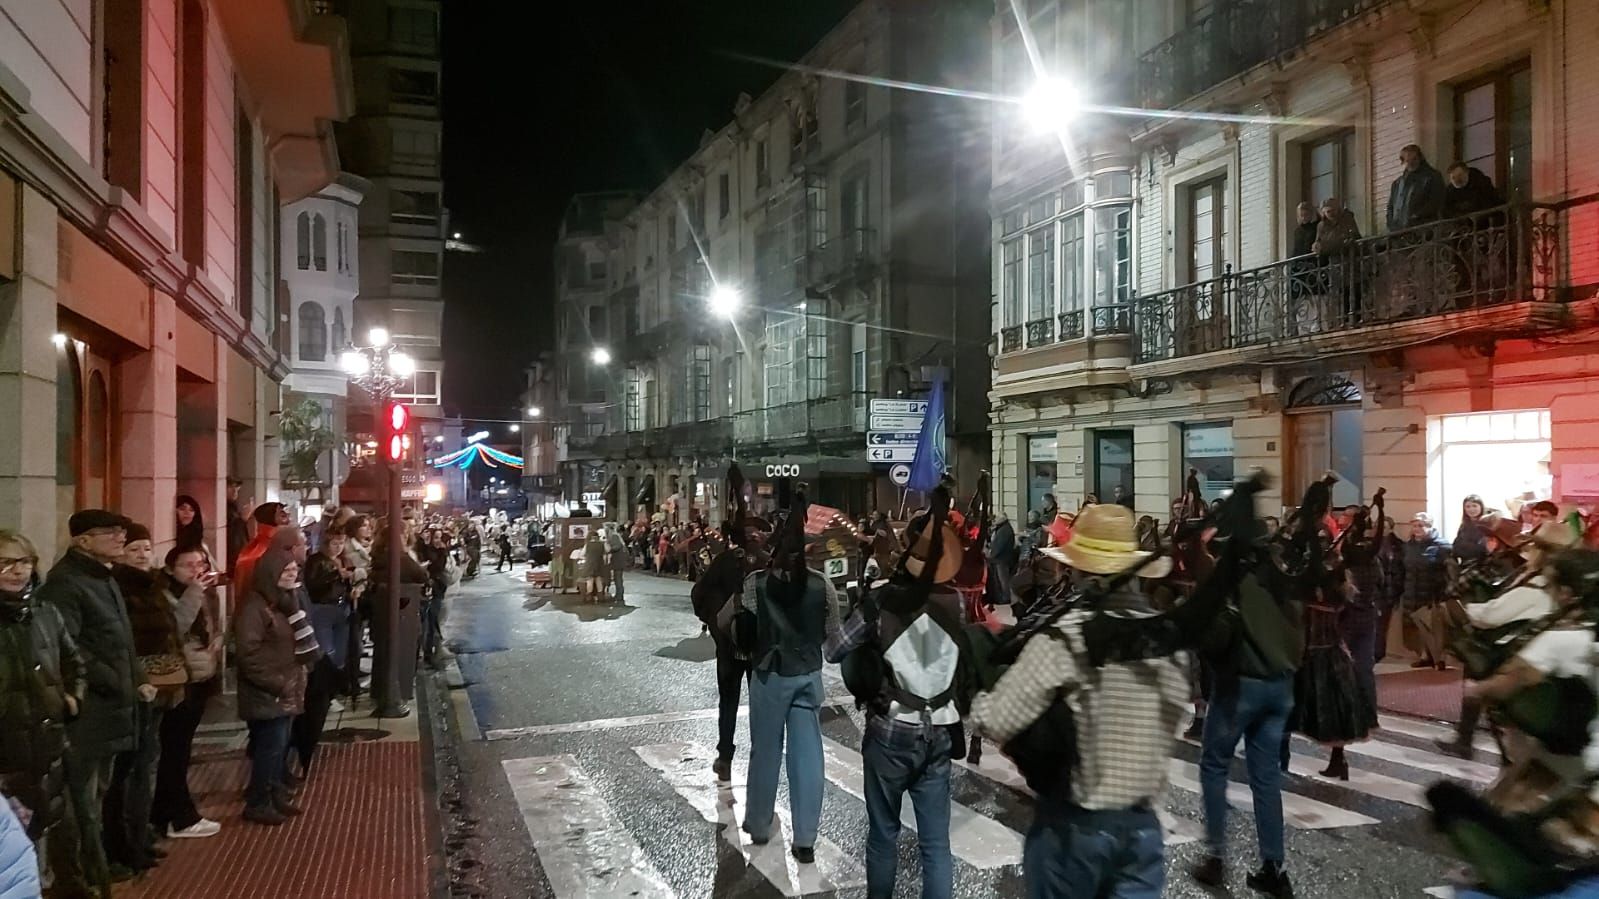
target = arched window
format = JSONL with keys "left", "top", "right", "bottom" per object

{"left": 55, "top": 344, "right": 81, "bottom": 491}
{"left": 331, "top": 306, "right": 347, "bottom": 351}
{"left": 311, "top": 214, "right": 328, "bottom": 271}
{"left": 298, "top": 302, "right": 327, "bottom": 362}
{"left": 336, "top": 221, "right": 347, "bottom": 273}
{"left": 296, "top": 212, "right": 311, "bottom": 269}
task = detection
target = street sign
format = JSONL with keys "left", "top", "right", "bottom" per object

{"left": 868, "top": 446, "right": 917, "bottom": 463}
{"left": 869, "top": 399, "right": 928, "bottom": 416}
{"left": 866, "top": 431, "right": 919, "bottom": 447}
{"left": 869, "top": 413, "right": 926, "bottom": 431}
{"left": 889, "top": 463, "right": 912, "bottom": 486}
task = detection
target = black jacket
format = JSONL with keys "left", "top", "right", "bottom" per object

{"left": 36, "top": 549, "right": 144, "bottom": 755}
{"left": 0, "top": 590, "right": 85, "bottom": 837}
{"left": 1387, "top": 160, "right": 1446, "bottom": 231}
{"left": 1441, "top": 166, "right": 1504, "bottom": 219}
{"left": 1292, "top": 220, "right": 1318, "bottom": 257}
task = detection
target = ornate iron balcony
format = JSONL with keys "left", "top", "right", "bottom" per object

{"left": 1000, "top": 326, "right": 1023, "bottom": 353}
{"left": 1131, "top": 201, "right": 1574, "bottom": 365}
{"left": 1092, "top": 304, "right": 1133, "bottom": 336}
{"left": 1025, "top": 317, "right": 1055, "bottom": 348}
{"left": 1137, "top": 0, "right": 1376, "bottom": 109}
{"left": 1057, "top": 309, "right": 1085, "bottom": 341}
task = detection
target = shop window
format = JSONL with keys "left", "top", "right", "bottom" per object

{"left": 1182, "top": 422, "right": 1235, "bottom": 502}
{"left": 1431, "top": 409, "right": 1550, "bottom": 539}
{"left": 1027, "top": 434, "right": 1058, "bottom": 520}
{"left": 1093, "top": 430, "right": 1134, "bottom": 506}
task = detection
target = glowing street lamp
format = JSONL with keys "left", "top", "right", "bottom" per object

{"left": 509, "top": 423, "right": 521, "bottom": 433}
{"left": 590, "top": 347, "right": 612, "bottom": 366}
{"left": 367, "top": 326, "right": 390, "bottom": 347}
{"left": 708, "top": 285, "right": 743, "bottom": 318}
{"left": 527, "top": 406, "right": 542, "bottom": 418}
{"left": 1022, "top": 77, "right": 1083, "bottom": 134}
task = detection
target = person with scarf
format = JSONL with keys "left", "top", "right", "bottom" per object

{"left": 106, "top": 523, "right": 187, "bottom": 873}
{"left": 0, "top": 529, "right": 84, "bottom": 889}
{"left": 738, "top": 483, "right": 841, "bottom": 864}
{"left": 233, "top": 549, "right": 310, "bottom": 825}
{"left": 231, "top": 502, "right": 287, "bottom": 613}
{"left": 149, "top": 545, "right": 221, "bottom": 840}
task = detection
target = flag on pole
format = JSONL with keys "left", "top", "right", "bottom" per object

{"left": 907, "top": 375, "right": 947, "bottom": 493}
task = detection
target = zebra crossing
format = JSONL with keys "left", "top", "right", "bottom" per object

{"left": 497, "top": 708, "right": 1485, "bottom": 898}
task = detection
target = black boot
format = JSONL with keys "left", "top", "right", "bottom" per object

{"left": 1246, "top": 861, "right": 1295, "bottom": 898}
{"left": 1318, "top": 746, "right": 1349, "bottom": 781}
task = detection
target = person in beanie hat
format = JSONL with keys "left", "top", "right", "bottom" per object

{"left": 233, "top": 549, "right": 308, "bottom": 825}
{"left": 231, "top": 503, "right": 288, "bottom": 610}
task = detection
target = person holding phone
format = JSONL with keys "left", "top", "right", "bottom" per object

{"left": 149, "top": 547, "right": 222, "bottom": 839}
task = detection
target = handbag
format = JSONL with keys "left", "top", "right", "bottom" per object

{"left": 141, "top": 653, "right": 190, "bottom": 688}
{"left": 183, "top": 639, "right": 219, "bottom": 682}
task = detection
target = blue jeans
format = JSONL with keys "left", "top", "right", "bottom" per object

{"left": 744, "top": 669, "right": 824, "bottom": 847}
{"left": 1024, "top": 801, "right": 1164, "bottom": 899}
{"left": 1458, "top": 876, "right": 1599, "bottom": 899}
{"left": 246, "top": 716, "right": 293, "bottom": 810}
{"left": 862, "top": 725, "right": 953, "bottom": 899}
{"left": 1200, "top": 673, "right": 1295, "bottom": 864}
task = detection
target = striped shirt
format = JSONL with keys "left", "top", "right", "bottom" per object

{"left": 970, "top": 607, "right": 1190, "bottom": 810}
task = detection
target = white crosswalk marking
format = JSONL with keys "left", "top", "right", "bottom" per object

{"left": 819, "top": 736, "right": 1026, "bottom": 869}
{"left": 501, "top": 755, "right": 677, "bottom": 899}
{"left": 1342, "top": 737, "right": 1499, "bottom": 784}
{"left": 1166, "top": 759, "right": 1380, "bottom": 829}
{"left": 954, "top": 749, "right": 1200, "bottom": 845}
{"left": 633, "top": 742, "right": 867, "bottom": 896}
{"left": 1378, "top": 714, "right": 1501, "bottom": 756}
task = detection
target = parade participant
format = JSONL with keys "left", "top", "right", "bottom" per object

{"left": 692, "top": 465, "right": 769, "bottom": 781}
{"left": 738, "top": 481, "right": 840, "bottom": 863}
{"left": 828, "top": 481, "right": 969, "bottom": 899}
{"left": 972, "top": 502, "right": 1186, "bottom": 899}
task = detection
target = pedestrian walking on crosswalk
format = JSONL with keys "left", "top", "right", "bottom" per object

{"left": 739, "top": 485, "right": 840, "bottom": 864}
{"left": 827, "top": 484, "right": 970, "bottom": 899}
{"left": 972, "top": 504, "right": 1189, "bottom": 899}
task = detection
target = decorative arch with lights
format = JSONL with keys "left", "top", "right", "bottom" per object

{"left": 429, "top": 443, "right": 524, "bottom": 471}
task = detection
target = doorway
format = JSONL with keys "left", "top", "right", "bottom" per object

{"left": 1093, "top": 430, "right": 1134, "bottom": 505}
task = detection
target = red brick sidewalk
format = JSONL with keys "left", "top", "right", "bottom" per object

{"left": 115, "top": 740, "right": 427, "bottom": 899}
{"left": 1377, "top": 666, "right": 1467, "bottom": 723}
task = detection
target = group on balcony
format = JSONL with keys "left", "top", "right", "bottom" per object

{"left": 1145, "top": 143, "right": 1531, "bottom": 363}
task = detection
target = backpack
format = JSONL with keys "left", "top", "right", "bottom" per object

{"left": 840, "top": 576, "right": 980, "bottom": 722}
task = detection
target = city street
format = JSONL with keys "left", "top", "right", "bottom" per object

{"left": 443, "top": 569, "right": 1477, "bottom": 899}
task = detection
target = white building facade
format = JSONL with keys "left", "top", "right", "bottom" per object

{"left": 990, "top": 0, "right": 1599, "bottom": 533}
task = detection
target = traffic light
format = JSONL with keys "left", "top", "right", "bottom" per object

{"left": 384, "top": 401, "right": 410, "bottom": 463}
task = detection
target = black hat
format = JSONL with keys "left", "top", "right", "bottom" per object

{"left": 123, "top": 522, "right": 152, "bottom": 544}
{"left": 68, "top": 509, "right": 130, "bottom": 536}
{"left": 252, "top": 502, "right": 285, "bottom": 526}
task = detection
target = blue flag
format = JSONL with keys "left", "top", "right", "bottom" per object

{"left": 907, "top": 376, "right": 947, "bottom": 493}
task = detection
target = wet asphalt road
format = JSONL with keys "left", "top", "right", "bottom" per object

{"left": 441, "top": 567, "right": 1467, "bottom": 899}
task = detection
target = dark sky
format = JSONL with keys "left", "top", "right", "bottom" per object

{"left": 439, "top": 2, "right": 859, "bottom": 421}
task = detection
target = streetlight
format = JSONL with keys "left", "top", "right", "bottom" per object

{"left": 708, "top": 284, "right": 742, "bottom": 318}
{"left": 590, "top": 347, "right": 612, "bottom": 366}
{"left": 1022, "top": 77, "right": 1082, "bottom": 134}
{"left": 509, "top": 423, "right": 521, "bottom": 433}
{"left": 527, "top": 406, "right": 542, "bottom": 418}
{"left": 339, "top": 330, "right": 418, "bottom": 719}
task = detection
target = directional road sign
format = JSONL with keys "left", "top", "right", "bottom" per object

{"left": 869, "top": 399, "right": 929, "bottom": 416}
{"left": 866, "top": 431, "right": 919, "bottom": 447}
{"left": 869, "top": 413, "right": 926, "bottom": 431}
{"left": 868, "top": 446, "right": 918, "bottom": 463}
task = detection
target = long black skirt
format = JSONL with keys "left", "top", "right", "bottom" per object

{"left": 1295, "top": 642, "right": 1376, "bottom": 744}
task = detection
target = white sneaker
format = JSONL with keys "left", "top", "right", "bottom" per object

{"left": 169, "top": 819, "right": 222, "bottom": 838}
{"left": 329, "top": 698, "right": 345, "bottom": 714}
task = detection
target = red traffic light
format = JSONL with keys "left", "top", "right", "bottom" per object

{"left": 384, "top": 401, "right": 410, "bottom": 463}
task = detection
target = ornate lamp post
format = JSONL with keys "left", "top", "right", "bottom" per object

{"left": 340, "top": 327, "right": 416, "bottom": 718}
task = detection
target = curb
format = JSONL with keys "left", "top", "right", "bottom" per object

{"left": 418, "top": 666, "right": 487, "bottom": 898}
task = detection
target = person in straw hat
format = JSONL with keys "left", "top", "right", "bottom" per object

{"left": 972, "top": 502, "right": 1187, "bottom": 898}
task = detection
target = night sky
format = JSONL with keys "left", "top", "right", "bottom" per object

{"left": 440, "top": 2, "right": 859, "bottom": 422}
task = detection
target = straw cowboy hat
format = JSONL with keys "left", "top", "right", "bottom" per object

{"left": 1043, "top": 503, "right": 1172, "bottom": 579}
{"left": 902, "top": 512, "right": 964, "bottom": 584}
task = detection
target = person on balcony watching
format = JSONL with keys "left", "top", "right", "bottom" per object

{"left": 1315, "top": 198, "right": 1363, "bottom": 325}
{"left": 1442, "top": 162, "right": 1507, "bottom": 305}
{"left": 1387, "top": 144, "right": 1445, "bottom": 232}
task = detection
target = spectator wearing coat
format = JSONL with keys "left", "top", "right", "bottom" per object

{"left": 0, "top": 528, "right": 84, "bottom": 869}
{"left": 1386, "top": 144, "right": 1446, "bottom": 232}
{"left": 150, "top": 546, "right": 222, "bottom": 840}
{"left": 986, "top": 512, "right": 1018, "bottom": 605}
{"left": 0, "top": 794, "right": 39, "bottom": 899}
{"left": 233, "top": 550, "right": 309, "bottom": 826}
{"left": 37, "top": 510, "right": 154, "bottom": 897}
